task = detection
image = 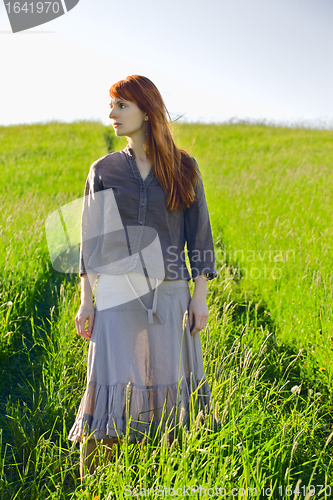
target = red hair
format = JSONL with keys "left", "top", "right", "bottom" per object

{"left": 109, "top": 75, "right": 200, "bottom": 211}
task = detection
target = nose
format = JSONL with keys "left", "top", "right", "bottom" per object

{"left": 109, "top": 108, "right": 117, "bottom": 119}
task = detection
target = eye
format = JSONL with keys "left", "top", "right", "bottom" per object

{"left": 119, "top": 103, "right": 125, "bottom": 109}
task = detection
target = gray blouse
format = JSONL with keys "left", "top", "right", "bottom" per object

{"left": 80, "top": 146, "right": 217, "bottom": 282}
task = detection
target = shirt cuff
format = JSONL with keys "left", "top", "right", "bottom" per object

{"left": 191, "top": 268, "right": 218, "bottom": 282}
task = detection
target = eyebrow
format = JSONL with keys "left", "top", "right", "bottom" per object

{"left": 109, "top": 98, "right": 125, "bottom": 105}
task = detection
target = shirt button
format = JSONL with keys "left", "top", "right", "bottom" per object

{"left": 141, "top": 203, "right": 145, "bottom": 207}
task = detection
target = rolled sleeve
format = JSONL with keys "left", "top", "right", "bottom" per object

{"left": 184, "top": 169, "right": 217, "bottom": 282}
{"left": 79, "top": 162, "right": 104, "bottom": 276}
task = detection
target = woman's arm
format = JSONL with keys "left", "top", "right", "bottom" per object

{"left": 75, "top": 272, "right": 98, "bottom": 339}
{"left": 75, "top": 161, "right": 104, "bottom": 340}
{"left": 80, "top": 161, "right": 104, "bottom": 276}
{"left": 184, "top": 160, "right": 217, "bottom": 334}
{"left": 80, "top": 272, "right": 98, "bottom": 303}
{"left": 188, "top": 273, "right": 209, "bottom": 335}
{"left": 184, "top": 172, "right": 217, "bottom": 282}
{"left": 193, "top": 272, "right": 208, "bottom": 295}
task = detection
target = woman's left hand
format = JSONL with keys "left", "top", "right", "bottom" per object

{"left": 188, "top": 293, "right": 209, "bottom": 335}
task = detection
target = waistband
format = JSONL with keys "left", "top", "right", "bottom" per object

{"left": 96, "top": 272, "right": 188, "bottom": 324}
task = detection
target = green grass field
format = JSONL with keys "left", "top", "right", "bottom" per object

{"left": 0, "top": 121, "right": 332, "bottom": 499}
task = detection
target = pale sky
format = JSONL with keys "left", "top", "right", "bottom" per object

{"left": 0, "top": 0, "right": 332, "bottom": 127}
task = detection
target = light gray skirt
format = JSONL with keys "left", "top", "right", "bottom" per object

{"left": 68, "top": 271, "right": 211, "bottom": 443}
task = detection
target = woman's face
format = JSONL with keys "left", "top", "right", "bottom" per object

{"left": 109, "top": 97, "right": 148, "bottom": 138}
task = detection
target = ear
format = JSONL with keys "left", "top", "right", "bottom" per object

{"left": 145, "top": 115, "right": 149, "bottom": 121}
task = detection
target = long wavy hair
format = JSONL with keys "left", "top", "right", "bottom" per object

{"left": 109, "top": 75, "right": 201, "bottom": 211}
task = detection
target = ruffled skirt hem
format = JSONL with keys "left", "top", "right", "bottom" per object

{"left": 68, "top": 375, "right": 211, "bottom": 443}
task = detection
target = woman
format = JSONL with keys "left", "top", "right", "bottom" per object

{"left": 68, "top": 75, "right": 217, "bottom": 480}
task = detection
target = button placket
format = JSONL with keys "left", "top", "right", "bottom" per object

{"left": 131, "top": 181, "right": 144, "bottom": 254}
{"left": 122, "top": 147, "right": 152, "bottom": 267}
{"left": 138, "top": 183, "right": 147, "bottom": 227}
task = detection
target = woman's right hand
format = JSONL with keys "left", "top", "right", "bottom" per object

{"left": 75, "top": 301, "right": 95, "bottom": 340}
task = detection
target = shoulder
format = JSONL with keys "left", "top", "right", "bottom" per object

{"left": 87, "top": 150, "right": 126, "bottom": 183}
{"left": 89, "top": 150, "right": 125, "bottom": 173}
{"left": 189, "top": 155, "right": 198, "bottom": 167}
{"left": 186, "top": 155, "right": 203, "bottom": 190}
{"left": 180, "top": 151, "right": 201, "bottom": 175}
{"left": 85, "top": 151, "right": 125, "bottom": 191}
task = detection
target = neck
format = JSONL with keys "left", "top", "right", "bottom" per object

{"left": 127, "top": 131, "right": 148, "bottom": 162}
